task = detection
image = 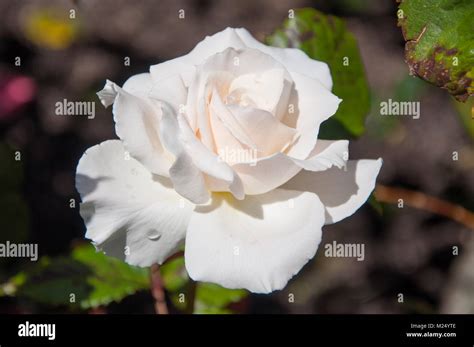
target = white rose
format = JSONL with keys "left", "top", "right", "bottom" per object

{"left": 76, "top": 28, "right": 382, "bottom": 293}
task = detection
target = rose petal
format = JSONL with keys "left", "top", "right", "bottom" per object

{"left": 149, "top": 58, "right": 196, "bottom": 87}
{"left": 226, "top": 104, "right": 298, "bottom": 157}
{"left": 186, "top": 48, "right": 289, "bottom": 149}
{"left": 228, "top": 68, "right": 290, "bottom": 117}
{"left": 178, "top": 115, "right": 245, "bottom": 200}
{"left": 210, "top": 89, "right": 257, "bottom": 150}
{"left": 210, "top": 110, "right": 249, "bottom": 163}
{"left": 97, "top": 73, "right": 156, "bottom": 107}
{"left": 186, "top": 27, "right": 247, "bottom": 65}
{"left": 232, "top": 152, "right": 301, "bottom": 195}
{"left": 148, "top": 74, "right": 188, "bottom": 113}
{"left": 283, "top": 72, "right": 342, "bottom": 160}
{"left": 168, "top": 153, "right": 210, "bottom": 205}
{"left": 76, "top": 140, "right": 193, "bottom": 266}
{"left": 185, "top": 189, "right": 325, "bottom": 293}
{"left": 231, "top": 141, "right": 348, "bottom": 195}
{"left": 291, "top": 140, "right": 349, "bottom": 171}
{"left": 149, "top": 27, "right": 247, "bottom": 86}
{"left": 194, "top": 47, "right": 289, "bottom": 80}
{"left": 159, "top": 106, "right": 210, "bottom": 204}
{"left": 97, "top": 79, "right": 119, "bottom": 107}
{"left": 111, "top": 82, "right": 172, "bottom": 176}
{"left": 282, "top": 159, "right": 383, "bottom": 224}
{"left": 122, "top": 73, "right": 154, "bottom": 98}
{"left": 234, "top": 28, "right": 333, "bottom": 90}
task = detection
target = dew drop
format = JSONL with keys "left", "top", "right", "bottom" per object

{"left": 148, "top": 233, "right": 161, "bottom": 241}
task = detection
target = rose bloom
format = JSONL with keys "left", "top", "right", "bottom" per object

{"left": 76, "top": 28, "right": 382, "bottom": 293}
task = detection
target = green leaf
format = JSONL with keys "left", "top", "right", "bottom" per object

{"left": 195, "top": 283, "right": 247, "bottom": 314}
{"left": 366, "top": 76, "right": 429, "bottom": 140}
{"left": 160, "top": 256, "right": 188, "bottom": 293}
{"left": 160, "top": 256, "right": 189, "bottom": 310}
{"left": 398, "top": 0, "right": 474, "bottom": 101}
{"left": 267, "top": 8, "right": 370, "bottom": 137}
{"left": 161, "top": 257, "right": 248, "bottom": 313}
{"left": 365, "top": 95, "right": 400, "bottom": 141}
{"left": 393, "top": 75, "right": 429, "bottom": 102}
{"left": 368, "top": 193, "right": 384, "bottom": 216}
{"left": 1, "top": 244, "right": 149, "bottom": 309}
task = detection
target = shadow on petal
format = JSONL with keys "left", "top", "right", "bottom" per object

{"left": 75, "top": 173, "right": 110, "bottom": 199}
{"left": 195, "top": 189, "right": 308, "bottom": 221}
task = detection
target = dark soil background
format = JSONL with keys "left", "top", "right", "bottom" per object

{"left": 0, "top": 0, "right": 473, "bottom": 313}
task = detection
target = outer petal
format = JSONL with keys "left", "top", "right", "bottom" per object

{"left": 97, "top": 79, "right": 119, "bottom": 107}
{"left": 150, "top": 27, "right": 247, "bottom": 86}
{"left": 157, "top": 105, "right": 210, "bottom": 204}
{"left": 232, "top": 152, "right": 301, "bottom": 195}
{"left": 149, "top": 58, "right": 196, "bottom": 87}
{"left": 112, "top": 84, "right": 172, "bottom": 176}
{"left": 148, "top": 74, "right": 188, "bottom": 113}
{"left": 122, "top": 73, "right": 155, "bottom": 98}
{"left": 231, "top": 141, "right": 349, "bottom": 195}
{"left": 282, "top": 159, "right": 383, "bottom": 224}
{"left": 76, "top": 140, "right": 193, "bottom": 266}
{"left": 150, "top": 26, "right": 333, "bottom": 91}
{"left": 185, "top": 27, "right": 247, "bottom": 65}
{"left": 185, "top": 189, "right": 325, "bottom": 293}
{"left": 283, "top": 72, "right": 342, "bottom": 160}
{"left": 97, "top": 79, "right": 173, "bottom": 177}
{"left": 97, "top": 73, "right": 154, "bottom": 107}
{"left": 291, "top": 140, "right": 349, "bottom": 171}
{"left": 234, "top": 28, "right": 333, "bottom": 90}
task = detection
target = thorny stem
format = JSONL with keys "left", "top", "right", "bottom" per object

{"left": 150, "top": 263, "right": 168, "bottom": 314}
{"left": 375, "top": 184, "right": 474, "bottom": 230}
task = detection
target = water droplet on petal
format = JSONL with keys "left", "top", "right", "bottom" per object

{"left": 148, "top": 233, "right": 161, "bottom": 241}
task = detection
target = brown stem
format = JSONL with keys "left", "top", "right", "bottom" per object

{"left": 164, "top": 250, "right": 184, "bottom": 264}
{"left": 375, "top": 184, "right": 474, "bottom": 230}
{"left": 185, "top": 279, "right": 197, "bottom": 314}
{"left": 150, "top": 263, "right": 168, "bottom": 314}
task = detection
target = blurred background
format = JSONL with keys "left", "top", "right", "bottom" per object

{"left": 0, "top": 0, "right": 473, "bottom": 314}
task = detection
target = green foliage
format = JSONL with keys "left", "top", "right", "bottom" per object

{"left": 453, "top": 97, "right": 474, "bottom": 139}
{"left": 393, "top": 75, "right": 429, "bottom": 102}
{"left": 368, "top": 193, "right": 384, "bottom": 216}
{"left": 195, "top": 283, "right": 247, "bottom": 314}
{"left": 160, "top": 257, "right": 248, "bottom": 314}
{"left": 267, "top": 8, "right": 371, "bottom": 137}
{"left": 398, "top": 0, "right": 474, "bottom": 101}
{"left": 0, "top": 244, "right": 149, "bottom": 309}
{"left": 365, "top": 96, "right": 400, "bottom": 141}
{"left": 366, "top": 76, "right": 428, "bottom": 140}
{"left": 160, "top": 256, "right": 189, "bottom": 310}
